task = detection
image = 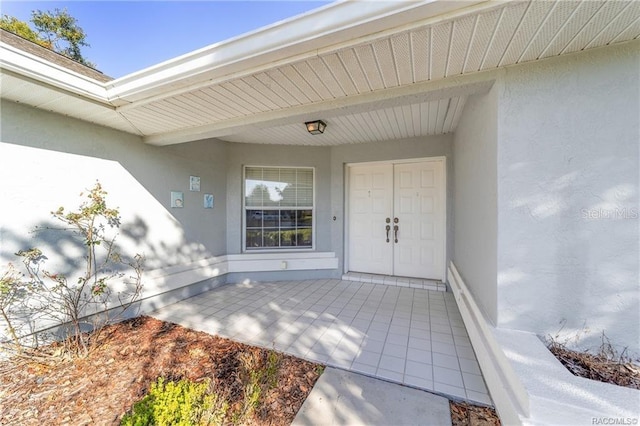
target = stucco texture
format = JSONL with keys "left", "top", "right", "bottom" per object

{"left": 496, "top": 42, "right": 640, "bottom": 356}
{"left": 452, "top": 85, "right": 499, "bottom": 324}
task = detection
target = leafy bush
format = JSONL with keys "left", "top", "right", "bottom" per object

{"left": 123, "top": 350, "right": 284, "bottom": 425}
{"left": 121, "top": 377, "right": 228, "bottom": 426}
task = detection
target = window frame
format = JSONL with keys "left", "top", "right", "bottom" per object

{"left": 242, "top": 165, "right": 316, "bottom": 252}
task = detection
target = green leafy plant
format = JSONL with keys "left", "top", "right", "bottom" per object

{"left": 121, "top": 377, "right": 228, "bottom": 426}
{"left": 123, "top": 349, "right": 285, "bottom": 425}
{"left": 233, "top": 349, "right": 282, "bottom": 422}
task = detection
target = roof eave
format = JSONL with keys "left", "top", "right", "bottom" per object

{"left": 105, "top": 0, "right": 495, "bottom": 105}
{"left": 0, "top": 43, "right": 109, "bottom": 103}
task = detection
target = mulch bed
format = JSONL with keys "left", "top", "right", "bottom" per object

{"left": 548, "top": 342, "right": 640, "bottom": 389}
{"left": 0, "top": 316, "right": 320, "bottom": 425}
{"left": 450, "top": 401, "right": 501, "bottom": 426}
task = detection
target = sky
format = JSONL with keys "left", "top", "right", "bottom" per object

{"left": 1, "top": 1, "right": 332, "bottom": 78}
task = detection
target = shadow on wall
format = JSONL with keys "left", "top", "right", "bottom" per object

{"left": 0, "top": 100, "right": 228, "bottom": 265}
{"left": 497, "top": 153, "right": 639, "bottom": 356}
{"left": 0, "top": 138, "right": 224, "bottom": 267}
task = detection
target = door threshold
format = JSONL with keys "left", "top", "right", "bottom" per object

{"left": 342, "top": 272, "right": 446, "bottom": 292}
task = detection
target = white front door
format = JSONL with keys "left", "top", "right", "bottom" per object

{"left": 348, "top": 159, "right": 445, "bottom": 280}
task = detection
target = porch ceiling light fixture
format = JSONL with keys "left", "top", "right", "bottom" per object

{"left": 305, "top": 120, "right": 327, "bottom": 135}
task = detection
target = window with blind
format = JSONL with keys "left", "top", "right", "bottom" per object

{"left": 243, "top": 166, "right": 314, "bottom": 250}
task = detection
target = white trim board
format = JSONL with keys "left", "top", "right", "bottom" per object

{"left": 448, "top": 262, "right": 527, "bottom": 424}
{"left": 448, "top": 262, "right": 640, "bottom": 425}
{"left": 144, "top": 252, "right": 338, "bottom": 296}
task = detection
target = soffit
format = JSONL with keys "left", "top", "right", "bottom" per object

{"left": 1, "top": 0, "right": 638, "bottom": 146}
{"left": 127, "top": 0, "right": 640, "bottom": 146}
{"left": 0, "top": 71, "right": 140, "bottom": 134}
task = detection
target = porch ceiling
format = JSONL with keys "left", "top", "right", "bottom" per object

{"left": 1, "top": 0, "right": 638, "bottom": 146}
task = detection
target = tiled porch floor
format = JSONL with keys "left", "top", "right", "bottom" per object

{"left": 150, "top": 278, "right": 492, "bottom": 405}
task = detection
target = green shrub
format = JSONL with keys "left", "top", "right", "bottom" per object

{"left": 122, "top": 349, "right": 284, "bottom": 425}
{"left": 121, "top": 377, "right": 227, "bottom": 426}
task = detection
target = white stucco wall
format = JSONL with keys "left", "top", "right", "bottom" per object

{"left": 0, "top": 101, "right": 229, "bottom": 333}
{"left": 330, "top": 135, "right": 454, "bottom": 278}
{"left": 496, "top": 42, "right": 640, "bottom": 355}
{"left": 452, "top": 86, "right": 499, "bottom": 324}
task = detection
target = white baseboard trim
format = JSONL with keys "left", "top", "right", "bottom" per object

{"left": 448, "top": 262, "right": 529, "bottom": 425}
{"left": 226, "top": 252, "right": 339, "bottom": 273}
{"left": 143, "top": 252, "right": 339, "bottom": 296}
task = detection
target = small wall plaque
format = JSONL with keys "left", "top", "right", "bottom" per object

{"left": 189, "top": 175, "right": 201, "bottom": 192}
{"left": 204, "top": 194, "right": 214, "bottom": 209}
{"left": 171, "top": 191, "right": 184, "bottom": 208}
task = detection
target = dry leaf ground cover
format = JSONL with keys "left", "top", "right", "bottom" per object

{"left": 548, "top": 340, "right": 640, "bottom": 390}
{"left": 450, "top": 401, "right": 500, "bottom": 426}
{"left": 0, "top": 316, "right": 321, "bottom": 425}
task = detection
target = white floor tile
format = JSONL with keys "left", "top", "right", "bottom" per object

{"left": 431, "top": 341, "right": 457, "bottom": 356}
{"left": 404, "top": 375, "right": 434, "bottom": 390}
{"left": 382, "top": 342, "right": 407, "bottom": 358}
{"left": 351, "top": 362, "right": 378, "bottom": 375}
{"left": 466, "top": 390, "right": 492, "bottom": 405}
{"left": 434, "top": 382, "right": 467, "bottom": 400}
{"left": 407, "top": 347, "right": 433, "bottom": 364}
{"left": 376, "top": 368, "right": 404, "bottom": 382}
{"left": 404, "top": 360, "right": 433, "bottom": 379}
{"left": 458, "top": 358, "right": 482, "bottom": 375}
{"left": 433, "top": 366, "right": 464, "bottom": 388}
{"left": 379, "top": 355, "right": 406, "bottom": 373}
{"left": 462, "top": 372, "right": 488, "bottom": 393}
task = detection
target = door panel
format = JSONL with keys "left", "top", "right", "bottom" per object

{"left": 393, "top": 161, "right": 443, "bottom": 279}
{"left": 348, "top": 159, "right": 444, "bottom": 280}
{"left": 348, "top": 164, "right": 393, "bottom": 275}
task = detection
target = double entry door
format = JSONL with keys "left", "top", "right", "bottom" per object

{"left": 348, "top": 158, "right": 445, "bottom": 280}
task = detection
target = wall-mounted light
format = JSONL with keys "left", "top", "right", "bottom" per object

{"left": 305, "top": 120, "right": 327, "bottom": 135}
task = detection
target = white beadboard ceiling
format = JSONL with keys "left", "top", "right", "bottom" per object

{"left": 2, "top": 0, "right": 639, "bottom": 146}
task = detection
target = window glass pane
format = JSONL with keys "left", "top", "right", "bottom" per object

{"left": 297, "top": 229, "right": 312, "bottom": 247}
{"left": 296, "top": 187, "right": 312, "bottom": 207}
{"left": 246, "top": 230, "right": 263, "bottom": 248}
{"left": 262, "top": 169, "right": 281, "bottom": 206}
{"left": 279, "top": 169, "right": 297, "bottom": 207}
{"left": 280, "top": 210, "right": 295, "bottom": 227}
{"left": 263, "top": 229, "right": 279, "bottom": 247}
{"left": 280, "top": 229, "right": 297, "bottom": 247}
{"left": 246, "top": 184, "right": 269, "bottom": 207}
{"left": 246, "top": 210, "right": 263, "bottom": 228}
{"left": 297, "top": 210, "right": 313, "bottom": 227}
{"left": 297, "top": 169, "right": 313, "bottom": 207}
{"left": 262, "top": 211, "right": 279, "bottom": 227}
{"left": 245, "top": 168, "right": 263, "bottom": 207}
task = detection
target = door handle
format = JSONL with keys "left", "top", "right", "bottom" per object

{"left": 394, "top": 224, "right": 399, "bottom": 243}
{"left": 385, "top": 224, "right": 391, "bottom": 242}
